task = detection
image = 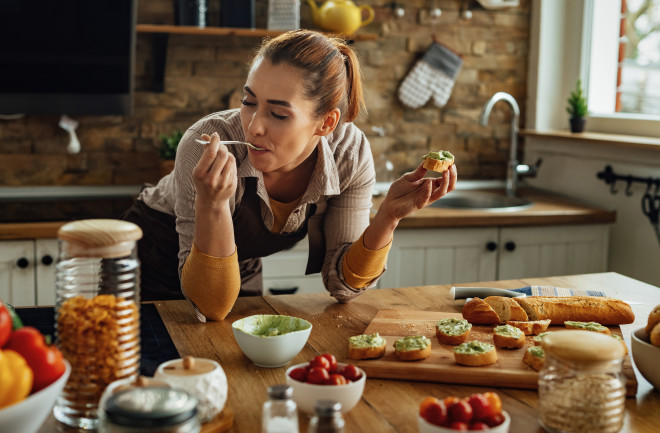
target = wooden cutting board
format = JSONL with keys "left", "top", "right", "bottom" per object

{"left": 353, "top": 310, "right": 637, "bottom": 396}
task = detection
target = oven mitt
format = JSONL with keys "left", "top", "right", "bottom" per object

{"left": 397, "top": 42, "right": 463, "bottom": 109}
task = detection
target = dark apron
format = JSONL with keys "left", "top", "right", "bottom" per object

{"left": 121, "top": 178, "right": 315, "bottom": 300}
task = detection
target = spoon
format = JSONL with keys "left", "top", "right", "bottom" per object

{"left": 195, "top": 139, "right": 262, "bottom": 150}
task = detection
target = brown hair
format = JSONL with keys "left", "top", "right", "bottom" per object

{"left": 251, "top": 29, "right": 365, "bottom": 123}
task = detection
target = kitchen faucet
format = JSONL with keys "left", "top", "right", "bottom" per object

{"left": 480, "top": 92, "right": 542, "bottom": 197}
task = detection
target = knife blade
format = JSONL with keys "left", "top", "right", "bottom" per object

{"left": 450, "top": 286, "right": 526, "bottom": 300}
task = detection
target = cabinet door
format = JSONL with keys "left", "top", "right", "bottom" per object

{"left": 498, "top": 224, "right": 610, "bottom": 280}
{"left": 379, "top": 228, "right": 499, "bottom": 289}
{"left": 261, "top": 239, "right": 324, "bottom": 294}
{"left": 0, "top": 240, "right": 36, "bottom": 306}
{"left": 36, "top": 239, "right": 59, "bottom": 306}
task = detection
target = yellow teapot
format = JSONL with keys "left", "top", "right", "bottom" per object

{"left": 306, "top": 0, "right": 375, "bottom": 35}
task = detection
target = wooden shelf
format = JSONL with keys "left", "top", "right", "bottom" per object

{"left": 136, "top": 24, "right": 379, "bottom": 41}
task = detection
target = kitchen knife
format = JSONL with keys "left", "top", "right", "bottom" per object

{"left": 449, "top": 286, "right": 526, "bottom": 300}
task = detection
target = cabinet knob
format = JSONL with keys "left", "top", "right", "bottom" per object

{"left": 505, "top": 241, "right": 516, "bottom": 252}
{"left": 16, "top": 257, "right": 30, "bottom": 268}
{"left": 486, "top": 241, "right": 498, "bottom": 252}
{"left": 41, "top": 255, "right": 54, "bottom": 266}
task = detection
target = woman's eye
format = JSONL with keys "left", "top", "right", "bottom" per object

{"left": 271, "top": 112, "right": 288, "bottom": 120}
{"left": 240, "top": 99, "right": 255, "bottom": 107}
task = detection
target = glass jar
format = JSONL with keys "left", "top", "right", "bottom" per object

{"left": 53, "top": 219, "right": 143, "bottom": 430}
{"left": 262, "top": 384, "right": 298, "bottom": 433}
{"left": 99, "top": 387, "right": 200, "bottom": 433}
{"left": 308, "top": 400, "right": 345, "bottom": 433}
{"left": 538, "top": 330, "right": 627, "bottom": 433}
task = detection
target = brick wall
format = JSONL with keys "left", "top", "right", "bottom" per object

{"left": 0, "top": 0, "right": 529, "bottom": 186}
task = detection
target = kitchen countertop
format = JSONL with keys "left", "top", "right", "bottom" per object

{"left": 0, "top": 186, "right": 615, "bottom": 240}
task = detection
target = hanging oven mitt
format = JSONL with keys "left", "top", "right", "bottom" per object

{"left": 397, "top": 42, "right": 463, "bottom": 109}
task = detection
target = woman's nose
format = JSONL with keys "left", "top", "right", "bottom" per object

{"left": 247, "top": 111, "right": 266, "bottom": 137}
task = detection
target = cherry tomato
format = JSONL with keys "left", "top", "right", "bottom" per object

{"left": 448, "top": 399, "right": 473, "bottom": 424}
{"left": 448, "top": 421, "right": 468, "bottom": 431}
{"left": 339, "top": 364, "right": 362, "bottom": 381}
{"left": 468, "top": 421, "right": 490, "bottom": 431}
{"left": 321, "top": 353, "right": 338, "bottom": 373}
{"left": 419, "top": 396, "right": 448, "bottom": 427}
{"left": 443, "top": 396, "right": 460, "bottom": 407}
{"left": 483, "top": 391, "right": 502, "bottom": 415}
{"left": 467, "top": 393, "right": 494, "bottom": 421}
{"left": 306, "top": 367, "right": 330, "bottom": 385}
{"left": 288, "top": 367, "right": 308, "bottom": 383}
{"left": 309, "top": 355, "right": 331, "bottom": 370}
{"left": 326, "top": 373, "right": 348, "bottom": 386}
{"left": 483, "top": 412, "right": 505, "bottom": 427}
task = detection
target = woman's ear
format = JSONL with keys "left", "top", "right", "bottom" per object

{"left": 316, "top": 108, "right": 341, "bottom": 136}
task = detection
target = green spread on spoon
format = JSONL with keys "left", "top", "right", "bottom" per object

{"left": 394, "top": 335, "right": 431, "bottom": 352}
{"left": 348, "top": 333, "right": 386, "bottom": 348}
{"left": 494, "top": 324, "right": 524, "bottom": 338}
{"left": 436, "top": 318, "right": 472, "bottom": 336}
{"left": 454, "top": 341, "right": 494, "bottom": 355}
{"left": 422, "top": 150, "right": 454, "bottom": 161}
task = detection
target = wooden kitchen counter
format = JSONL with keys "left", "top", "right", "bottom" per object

{"left": 2, "top": 188, "right": 615, "bottom": 240}
{"left": 38, "top": 272, "right": 660, "bottom": 433}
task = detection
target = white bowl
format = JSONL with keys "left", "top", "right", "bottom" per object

{"left": 232, "top": 314, "right": 312, "bottom": 368}
{"left": 285, "top": 362, "right": 366, "bottom": 414}
{"left": 418, "top": 411, "right": 511, "bottom": 433}
{"left": 631, "top": 327, "right": 660, "bottom": 389}
{"left": 0, "top": 360, "right": 71, "bottom": 433}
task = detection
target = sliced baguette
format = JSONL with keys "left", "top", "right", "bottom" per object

{"left": 453, "top": 341, "right": 498, "bottom": 366}
{"left": 348, "top": 333, "right": 387, "bottom": 360}
{"left": 523, "top": 346, "right": 545, "bottom": 371}
{"left": 394, "top": 336, "right": 432, "bottom": 361}
{"left": 506, "top": 319, "right": 551, "bottom": 335}
{"left": 484, "top": 296, "right": 528, "bottom": 322}
{"left": 462, "top": 297, "right": 500, "bottom": 325}
{"left": 513, "top": 296, "right": 635, "bottom": 325}
{"left": 422, "top": 157, "right": 453, "bottom": 173}
{"left": 435, "top": 318, "right": 472, "bottom": 345}
{"left": 493, "top": 324, "right": 525, "bottom": 349}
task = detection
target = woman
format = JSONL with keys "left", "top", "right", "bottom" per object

{"left": 123, "top": 30, "right": 457, "bottom": 321}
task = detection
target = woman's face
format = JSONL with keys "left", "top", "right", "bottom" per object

{"left": 240, "top": 59, "right": 327, "bottom": 174}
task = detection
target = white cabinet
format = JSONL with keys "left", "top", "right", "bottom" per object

{"left": 379, "top": 224, "right": 610, "bottom": 289}
{"left": 261, "top": 239, "right": 325, "bottom": 295}
{"left": 0, "top": 239, "right": 58, "bottom": 307}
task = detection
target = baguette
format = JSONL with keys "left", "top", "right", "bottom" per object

{"left": 493, "top": 324, "right": 525, "bottom": 349}
{"left": 506, "top": 319, "right": 551, "bottom": 335}
{"left": 462, "top": 297, "right": 500, "bottom": 325}
{"left": 646, "top": 304, "right": 660, "bottom": 335}
{"left": 453, "top": 341, "right": 498, "bottom": 366}
{"left": 422, "top": 150, "right": 454, "bottom": 173}
{"left": 484, "top": 296, "right": 528, "bottom": 322}
{"left": 435, "top": 318, "right": 472, "bottom": 345}
{"left": 348, "top": 333, "right": 387, "bottom": 360}
{"left": 513, "top": 296, "right": 635, "bottom": 325}
{"left": 533, "top": 332, "right": 551, "bottom": 346}
{"left": 523, "top": 346, "right": 545, "bottom": 371}
{"left": 650, "top": 323, "right": 660, "bottom": 347}
{"left": 610, "top": 334, "right": 628, "bottom": 355}
{"left": 564, "top": 320, "right": 611, "bottom": 335}
{"left": 394, "top": 336, "right": 432, "bottom": 361}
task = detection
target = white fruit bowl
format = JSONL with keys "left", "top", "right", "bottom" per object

{"left": 631, "top": 327, "right": 660, "bottom": 389}
{"left": 418, "top": 411, "right": 511, "bottom": 433}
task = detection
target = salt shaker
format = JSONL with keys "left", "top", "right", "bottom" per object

{"left": 262, "top": 384, "right": 299, "bottom": 433}
{"left": 53, "top": 219, "right": 143, "bottom": 430}
{"left": 538, "top": 330, "right": 626, "bottom": 433}
{"left": 308, "top": 400, "right": 345, "bottom": 433}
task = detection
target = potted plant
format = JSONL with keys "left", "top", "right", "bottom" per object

{"left": 157, "top": 129, "right": 183, "bottom": 177}
{"left": 566, "top": 79, "right": 588, "bottom": 133}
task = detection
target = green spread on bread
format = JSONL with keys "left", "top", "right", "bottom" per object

{"left": 394, "top": 335, "right": 431, "bottom": 351}
{"left": 564, "top": 321, "right": 608, "bottom": 332}
{"left": 494, "top": 324, "right": 524, "bottom": 338}
{"left": 534, "top": 332, "right": 550, "bottom": 343}
{"left": 454, "top": 341, "right": 494, "bottom": 355}
{"left": 436, "top": 318, "right": 472, "bottom": 336}
{"left": 422, "top": 150, "right": 454, "bottom": 161}
{"left": 348, "top": 332, "right": 386, "bottom": 348}
{"left": 528, "top": 346, "right": 545, "bottom": 358}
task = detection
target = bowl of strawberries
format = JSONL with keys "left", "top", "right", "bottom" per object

{"left": 418, "top": 392, "right": 510, "bottom": 432}
{"left": 285, "top": 353, "right": 366, "bottom": 414}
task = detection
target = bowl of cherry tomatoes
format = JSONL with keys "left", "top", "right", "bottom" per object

{"left": 418, "top": 392, "right": 510, "bottom": 432}
{"left": 285, "top": 353, "right": 366, "bottom": 414}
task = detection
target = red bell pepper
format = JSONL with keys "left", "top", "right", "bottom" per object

{"left": 6, "top": 326, "right": 66, "bottom": 392}
{"left": 0, "top": 301, "right": 10, "bottom": 347}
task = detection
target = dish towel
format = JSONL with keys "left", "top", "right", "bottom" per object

{"left": 397, "top": 42, "right": 463, "bottom": 109}
{"left": 511, "top": 286, "right": 606, "bottom": 297}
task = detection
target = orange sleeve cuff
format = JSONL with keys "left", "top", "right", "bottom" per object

{"left": 181, "top": 242, "right": 241, "bottom": 321}
{"left": 342, "top": 233, "right": 391, "bottom": 289}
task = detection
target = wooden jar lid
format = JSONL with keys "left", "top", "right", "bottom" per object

{"left": 58, "top": 219, "right": 143, "bottom": 258}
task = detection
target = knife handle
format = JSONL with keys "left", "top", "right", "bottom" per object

{"left": 449, "top": 287, "right": 526, "bottom": 300}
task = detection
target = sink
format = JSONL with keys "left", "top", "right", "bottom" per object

{"left": 430, "top": 190, "right": 533, "bottom": 212}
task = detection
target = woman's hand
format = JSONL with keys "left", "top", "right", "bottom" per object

{"left": 192, "top": 132, "right": 238, "bottom": 213}
{"left": 379, "top": 163, "right": 458, "bottom": 223}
